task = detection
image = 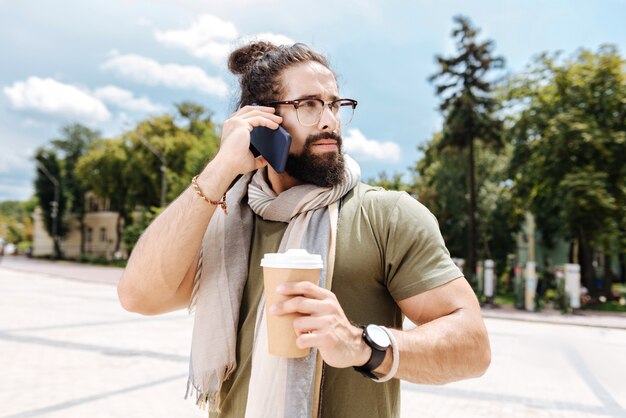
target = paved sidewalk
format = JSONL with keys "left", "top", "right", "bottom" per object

{"left": 0, "top": 255, "right": 123, "bottom": 285}
{"left": 2, "top": 266, "right": 625, "bottom": 418}
{"left": 0, "top": 266, "right": 626, "bottom": 418}
{"left": 2, "top": 256, "right": 624, "bottom": 329}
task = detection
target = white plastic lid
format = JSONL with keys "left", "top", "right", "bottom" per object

{"left": 260, "top": 249, "right": 323, "bottom": 269}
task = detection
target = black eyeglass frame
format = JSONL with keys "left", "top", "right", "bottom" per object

{"left": 265, "top": 98, "right": 358, "bottom": 126}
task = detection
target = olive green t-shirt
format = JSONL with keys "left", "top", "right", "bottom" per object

{"left": 211, "top": 184, "right": 463, "bottom": 418}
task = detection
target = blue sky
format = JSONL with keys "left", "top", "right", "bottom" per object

{"left": 1, "top": 0, "right": 625, "bottom": 201}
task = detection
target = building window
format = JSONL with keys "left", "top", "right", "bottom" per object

{"left": 86, "top": 227, "right": 93, "bottom": 242}
{"left": 100, "top": 227, "right": 107, "bottom": 242}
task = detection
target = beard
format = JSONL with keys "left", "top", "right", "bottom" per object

{"left": 284, "top": 132, "right": 345, "bottom": 188}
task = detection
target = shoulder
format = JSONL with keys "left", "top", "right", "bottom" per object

{"left": 344, "top": 182, "right": 403, "bottom": 210}
{"left": 344, "top": 182, "right": 435, "bottom": 221}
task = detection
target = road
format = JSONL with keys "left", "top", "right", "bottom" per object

{"left": 0, "top": 259, "right": 625, "bottom": 417}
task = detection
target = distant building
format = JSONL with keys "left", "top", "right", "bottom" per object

{"left": 32, "top": 193, "right": 124, "bottom": 259}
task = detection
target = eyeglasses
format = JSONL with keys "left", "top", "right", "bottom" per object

{"left": 267, "top": 98, "right": 358, "bottom": 126}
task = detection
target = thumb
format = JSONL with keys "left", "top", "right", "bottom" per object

{"left": 254, "top": 156, "right": 269, "bottom": 170}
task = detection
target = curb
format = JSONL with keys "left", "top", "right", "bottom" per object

{"left": 481, "top": 307, "right": 626, "bottom": 330}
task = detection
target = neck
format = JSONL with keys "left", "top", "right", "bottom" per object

{"left": 267, "top": 167, "right": 304, "bottom": 194}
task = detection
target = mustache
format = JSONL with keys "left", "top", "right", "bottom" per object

{"left": 305, "top": 132, "right": 342, "bottom": 147}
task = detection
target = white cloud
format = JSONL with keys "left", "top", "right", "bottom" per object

{"left": 155, "top": 14, "right": 238, "bottom": 65}
{"left": 3, "top": 77, "right": 111, "bottom": 123}
{"left": 94, "top": 86, "right": 164, "bottom": 113}
{"left": 101, "top": 53, "right": 228, "bottom": 97}
{"left": 136, "top": 16, "right": 152, "bottom": 27}
{"left": 154, "top": 14, "right": 294, "bottom": 66}
{"left": 0, "top": 152, "right": 29, "bottom": 175}
{"left": 238, "top": 32, "right": 296, "bottom": 47}
{"left": 0, "top": 178, "right": 34, "bottom": 201}
{"left": 343, "top": 128, "right": 401, "bottom": 161}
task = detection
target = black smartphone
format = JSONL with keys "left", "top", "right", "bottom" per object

{"left": 249, "top": 126, "right": 292, "bottom": 173}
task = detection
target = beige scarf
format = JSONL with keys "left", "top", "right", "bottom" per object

{"left": 186, "top": 155, "right": 360, "bottom": 417}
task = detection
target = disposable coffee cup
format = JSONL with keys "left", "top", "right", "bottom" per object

{"left": 260, "top": 249, "right": 323, "bottom": 357}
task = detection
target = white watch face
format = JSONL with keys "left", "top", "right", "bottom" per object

{"left": 367, "top": 325, "right": 390, "bottom": 348}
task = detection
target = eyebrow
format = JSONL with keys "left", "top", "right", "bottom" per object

{"left": 297, "top": 94, "right": 340, "bottom": 101}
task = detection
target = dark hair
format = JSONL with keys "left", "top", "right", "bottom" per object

{"left": 228, "top": 41, "right": 331, "bottom": 108}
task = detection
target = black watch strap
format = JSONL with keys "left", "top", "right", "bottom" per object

{"left": 353, "top": 346, "right": 386, "bottom": 379}
{"left": 353, "top": 325, "right": 389, "bottom": 379}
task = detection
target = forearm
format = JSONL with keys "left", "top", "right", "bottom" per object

{"left": 375, "top": 308, "right": 491, "bottom": 384}
{"left": 118, "top": 158, "right": 236, "bottom": 313}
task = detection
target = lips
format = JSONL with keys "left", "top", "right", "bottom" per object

{"left": 313, "top": 138, "right": 338, "bottom": 146}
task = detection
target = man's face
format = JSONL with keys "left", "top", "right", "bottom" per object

{"left": 277, "top": 61, "right": 345, "bottom": 187}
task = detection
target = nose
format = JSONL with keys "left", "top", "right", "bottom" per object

{"left": 318, "top": 104, "right": 339, "bottom": 132}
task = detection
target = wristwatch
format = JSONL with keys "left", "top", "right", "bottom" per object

{"left": 353, "top": 324, "right": 391, "bottom": 379}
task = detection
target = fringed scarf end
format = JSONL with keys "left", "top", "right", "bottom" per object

{"left": 185, "top": 378, "right": 222, "bottom": 412}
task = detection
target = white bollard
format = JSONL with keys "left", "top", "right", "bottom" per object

{"left": 525, "top": 261, "right": 536, "bottom": 312}
{"left": 476, "top": 261, "right": 484, "bottom": 294}
{"left": 484, "top": 259, "right": 495, "bottom": 298}
{"left": 564, "top": 263, "right": 581, "bottom": 309}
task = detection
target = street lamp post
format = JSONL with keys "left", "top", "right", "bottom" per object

{"left": 37, "top": 161, "right": 61, "bottom": 259}
{"left": 137, "top": 136, "right": 167, "bottom": 207}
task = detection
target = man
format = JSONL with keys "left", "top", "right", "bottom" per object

{"left": 118, "top": 42, "right": 490, "bottom": 418}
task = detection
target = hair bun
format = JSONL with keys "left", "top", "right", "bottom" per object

{"left": 228, "top": 41, "right": 279, "bottom": 75}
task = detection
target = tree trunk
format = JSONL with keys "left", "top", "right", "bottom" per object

{"left": 578, "top": 230, "right": 596, "bottom": 297}
{"left": 53, "top": 237, "right": 63, "bottom": 260}
{"left": 619, "top": 253, "right": 625, "bottom": 284}
{"left": 467, "top": 138, "right": 477, "bottom": 286}
{"left": 602, "top": 253, "right": 615, "bottom": 299}
{"left": 79, "top": 215, "right": 86, "bottom": 256}
{"left": 115, "top": 211, "right": 123, "bottom": 253}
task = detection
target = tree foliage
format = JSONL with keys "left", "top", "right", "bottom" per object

{"left": 34, "top": 148, "right": 66, "bottom": 258}
{"left": 366, "top": 171, "right": 416, "bottom": 195}
{"left": 75, "top": 102, "right": 220, "bottom": 254}
{"left": 0, "top": 199, "right": 36, "bottom": 249}
{"left": 414, "top": 133, "right": 522, "bottom": 277}
{"left": 51, "top": 124, "right": 100, "bottom": 254}
{"left": 429, "top": 15, "right": 505, "bottom": 280}
{"left": 505, "top": 45, "right": 626, "bottom": 294}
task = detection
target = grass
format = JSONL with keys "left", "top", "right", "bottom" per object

{"left": 34, "top": 254, "right": 127, "bottom": 268}
{"left": 493, "top": 286, "right": 626, "bottom": 313}
{"left": 494, "top": 294, "right": 515, "bottom": 305}
{"left": 582, "top": 301, "right": 626, "bottom": 313}
{"left": 614, "top": 283, "right": 626, "bottom": 295}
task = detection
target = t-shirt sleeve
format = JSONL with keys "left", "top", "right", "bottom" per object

{"left": 381, "top": 192, "right": 463, "bottom": 301}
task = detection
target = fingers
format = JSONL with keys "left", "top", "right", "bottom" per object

{"left": 230, "top": 106, "right": 282, "bottom": 123}
{"left": 292, "top": 316, "right": 329, "bottom": 349}
{"left": 270, "top": 295, "right": 335, "bottom": 316}
{"left": 292, "top": 317, "right": 343, "bottom": 350}
{"left": 277, "top": 281, "right": 330, "bottom": 300}
{"left": 245, "top": 115, "right": 282, "bottom": 130}
{"left": 253, "top": 156, "right": 268, "bottom": 170}
{"left": 238, "top": 104, "right": 276, "bottom": 114}
{"left": 292, "top": 315, "right": 332, "bottom": 334}
{"left": 295, "top": 331, "right": 318, "bottom": 349}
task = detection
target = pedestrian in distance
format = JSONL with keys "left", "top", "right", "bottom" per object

{"left": 117, "top": 41, "right": 491, "bottom": 418}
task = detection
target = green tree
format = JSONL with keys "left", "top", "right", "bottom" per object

{"left": 0, "top": 200, "right": 36, "bottom": 250}
{"left": 506, "top": 45, "right": 626, "bottom": 296}
{"left": 123, "top": 102, "right": 220, "bottom": 209}
{"left": 367, "top": 171, "right": 416, "bottom": 195}
{"left": 76, "top": 102, "right": 220, "bottom": 256}
{"left": 429, "top": 16, "right": 505, "bottom": 281}
{"left": 34, "top": 149, "right": 66, "bottom": 259}
{"left": 414, "top": 133, "right": 521, "bottom": 278}
{"left": 51, "top": 124, "right": 100, "bottom": 255}
{"left": 75, "top": 138, "right": 132, "bottom": 253}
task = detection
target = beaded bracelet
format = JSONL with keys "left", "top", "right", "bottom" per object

{"left": 191, "top": 175, "right": 228, "bottom": 215}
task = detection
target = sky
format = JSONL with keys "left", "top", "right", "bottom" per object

{"left": 1, "top": 0, "right": 625, "bottom": 202}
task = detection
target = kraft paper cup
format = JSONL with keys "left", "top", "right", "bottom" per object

{"left": 261, "top": 249, "right": 323, "bottom": 357}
